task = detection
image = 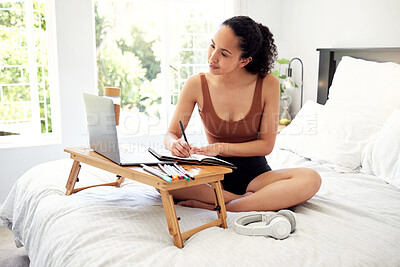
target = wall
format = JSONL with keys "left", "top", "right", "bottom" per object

{"left": 55, "top": 0, "right": 98, "bottom": 146}
{"left": 248, "top": 0, "right": 400, "bottom": 114}
{"left": 0, "top": 0, "right": 97, "bottom": 203}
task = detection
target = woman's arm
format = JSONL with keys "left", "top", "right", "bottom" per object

{"left": 194, "top": 74, "right": 280, "bottom": 157}
{"left": 164, "top": 75, "right": 201, "bottom": 157}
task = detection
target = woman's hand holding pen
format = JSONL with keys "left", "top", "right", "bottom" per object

{"left": 171, "top": 141, "right": 224, "bottom": 157}
{"left": 170, "top": 139, "right": 196, "bottom": 157}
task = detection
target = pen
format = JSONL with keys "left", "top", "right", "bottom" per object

{"left": 168, "top": 164, "right": 184, "bottom": 180}
{"left": 179, "top": 120, "right": 189, "bottom": 145}
{"left": 166, "top": 165, "right": 182, "bottom": 180}
{"left": 174, "top": 163, "right": 195, "bottom": 180}
{"left": 172, "top": 165, "right": 190, "bottom": 181}
{"left": 158, "top": 163, "right": 172, "bottom": 178}
{"left": 164, "top": 164, "right": 179, "bottom": 181}
{"left": 140, "top": 164, "right": 172, "bottom": 182}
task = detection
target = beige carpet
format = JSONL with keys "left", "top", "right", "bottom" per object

{"left": 0, "top": 226, "right": 29, "bottom": 267}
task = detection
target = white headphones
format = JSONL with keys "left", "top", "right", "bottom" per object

{"left": 234, "top": 210, "right": 296, "bottom": 240}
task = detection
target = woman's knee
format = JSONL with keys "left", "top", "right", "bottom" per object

{"left": 300, "top": 168, "right": 322, "bottom": 195}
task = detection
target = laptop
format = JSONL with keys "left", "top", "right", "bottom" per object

{"left": 83, "top": 93, "right": 174, "bottom": 166}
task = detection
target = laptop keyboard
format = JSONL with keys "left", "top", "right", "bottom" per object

{"left": 118, "top": 147, "right": 159, "bottom": 164}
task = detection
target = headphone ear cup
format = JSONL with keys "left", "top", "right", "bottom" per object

{"left": 277, "top": 210, "right": 296, "bottom": 233}
{"left": 265, "top": 213, "right": 278, "bottom": 225}
{"left": 267, "top": 215, "right": 291, "bottom": 239}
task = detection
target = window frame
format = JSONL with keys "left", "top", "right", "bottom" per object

{"left": 94, "top": 0, "right": 233, "bottom": 138}
{"left": 0, "top": 0, "right": 60, "bottom": 149}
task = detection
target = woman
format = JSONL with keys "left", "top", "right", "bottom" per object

{"left": 164, "top": 16, "right": 321, "bottom": 212}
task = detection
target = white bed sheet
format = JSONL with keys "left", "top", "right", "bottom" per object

{"left": 1, "top": 145, "right": 400, "bottom": 266}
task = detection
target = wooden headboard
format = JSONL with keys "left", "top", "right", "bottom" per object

{"left": 316, "top": 47, "right": 400, "bottom": 104}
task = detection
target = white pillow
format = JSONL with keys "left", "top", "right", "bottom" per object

{"left": 326, "top": 56, "right": 400, "bottom": 126}
{"left": 277, "top": 101, "right": 321, "bottom": 159}
{"left": 361, "top": 109, "right": 400, "bottom": 189}
{"left": 278, "top": 100, "right": 378, "bottom": 169}
{"left": 278, "top": 57, "right": 400, "bottom": 169}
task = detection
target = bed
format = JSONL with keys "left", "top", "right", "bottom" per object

{"left": 2, "top": 48, "right": 400, "bottom": 266}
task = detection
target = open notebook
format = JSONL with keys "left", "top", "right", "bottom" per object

{"left": 148, "top": 147, "right": 236, "bottom": 168}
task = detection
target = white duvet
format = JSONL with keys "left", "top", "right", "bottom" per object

{"left": 1, "top": 146, "right": 400, "bottom": 266}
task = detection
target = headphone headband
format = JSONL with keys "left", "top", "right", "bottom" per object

{"left": 235, "top": 212, "right": 275, "bottom": 236}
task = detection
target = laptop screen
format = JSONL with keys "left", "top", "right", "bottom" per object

{"left": 83, "top": 93, "right": 121, "bottom": 163}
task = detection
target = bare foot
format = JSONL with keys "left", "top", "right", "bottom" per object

{"left": 177, "top": 199, "right": 215, "bottom": 210}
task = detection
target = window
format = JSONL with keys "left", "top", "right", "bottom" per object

{"left": 0, "top": 0, "right": 55, "bottom": 143}
{"left": 94, "top": 0, "right": 233, "bottom": 136}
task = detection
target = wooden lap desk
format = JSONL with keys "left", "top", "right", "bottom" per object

{"left": 64, "top": 147, "right": 232, "bottom": 248}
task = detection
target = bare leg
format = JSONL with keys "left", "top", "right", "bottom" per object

{"left": 226, "top": 168, "right": 321, "bottom": 211}
{"left": 169, "top": 183, "right": 241, "bottom": 205}
{"left": 177, "top": 199, "right": 215, "bottom": 210}
{"left": 174, "top": 168, "right": 321, "bottom": 212}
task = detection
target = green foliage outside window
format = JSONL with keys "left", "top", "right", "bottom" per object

{"left": 0, "top": 1, "right": 51, "bottom": 134}
{"left": 95, "top": 3, "right": 161, "bottom": 118}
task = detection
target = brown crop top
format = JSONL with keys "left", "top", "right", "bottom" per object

{"left": 199, "top": 73, "right": 264, "bottom": 144}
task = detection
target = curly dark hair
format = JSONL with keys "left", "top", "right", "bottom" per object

{"left": 221, "top": 16, "right": 278, "bottom": 78}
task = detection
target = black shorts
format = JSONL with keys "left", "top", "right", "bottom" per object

{"left": 216, "top": 156, "right": 272, "bottom": 195}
